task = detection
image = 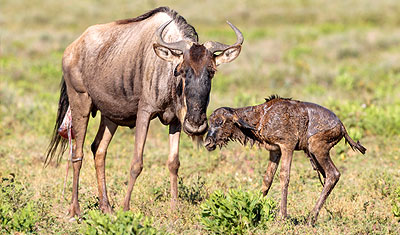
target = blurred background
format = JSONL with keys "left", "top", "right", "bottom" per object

{"left": 1, "top": 0, "right": 399, "bottom": 233}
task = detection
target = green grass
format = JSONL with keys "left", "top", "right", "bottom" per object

{"left": 1, "top": 0, "right": 400, "bottom": 233}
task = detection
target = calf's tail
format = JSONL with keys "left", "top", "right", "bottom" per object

{"left": 342, "top": 126, "right": 366, "bottom": 154}
{"left": 45, "top": 77, "right": 69, "bottom": 166}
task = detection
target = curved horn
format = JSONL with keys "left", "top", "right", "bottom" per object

{"left": 156, "top": 20, "right": 190, "bottom": 52}
{"left": 204, "top": 21, "right": 244, "bottom": 54}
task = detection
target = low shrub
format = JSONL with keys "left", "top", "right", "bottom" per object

{"left": 200, "top": 189, "right": 276, "bottom": 234}
{"left": 81, "top": 210, "right": 160, "bottom": 235}
{"left": 178, "top": 176, "right": 208, "bottom": 205}
{"left": 0, "top": 174, "right": 39, "bottom": 233}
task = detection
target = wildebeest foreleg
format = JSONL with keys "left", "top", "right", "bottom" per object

{"left": 167, "top": 122, "right": 181, "bottom": 210}
{"left": 123, "top": 108, "right": 151, "bottom": 211}
{"left": 91, "top": 116, "right": 118, "bottom": 213}
{"left": 278, "top": 146, "right": 294, "bottom": 219}
{"left": 262, "top": 150, "right": 281, "bottom": 196}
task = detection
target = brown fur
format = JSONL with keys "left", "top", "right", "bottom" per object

{"left": 46, "top": 7, "right": 243, "bottom": 219}
{"left": 180, "top": 44, "right": 216, "bottom": 77}
{"left": 205, "top": 96, "right": 366, "bottom": 225}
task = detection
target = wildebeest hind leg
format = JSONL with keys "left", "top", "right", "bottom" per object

{"left": 67, "top": 91, "right": 92, "bottom": 219}
{"left": 307, "top": 138, "right": 340, "bottom": 226}
{"left": 91, "top": 116, "right": 118, "bottom": 213}
{"left": 262, "top": 150, "right": 281, "bottom": 196}
{"left": 123, "top": 108, "right": 151, "bottom": 211}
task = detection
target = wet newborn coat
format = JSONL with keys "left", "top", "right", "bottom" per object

{"left": 205, "top": 95, "right": 366, "bottom": 225}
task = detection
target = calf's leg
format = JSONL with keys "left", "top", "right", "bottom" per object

{"left": 308, "top": 137, "right": 340, "bottom": 225}
{"left": 278, "top": 146, "right": 294, "bottom": 219}
{"left": 91, "top": 116, "right": 118, "bottom": 213}
{"left": 262, "top": 150, "right": 281, "bottom": 196}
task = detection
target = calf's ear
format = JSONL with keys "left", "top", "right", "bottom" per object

{"left": 233, "top": 115, "right": 256, "bottom": 131}
{"left": 215, "top": 45, "right": 241, "bottom": 66}
{"left": 153, "top": 44, "right": 183, "bottom": 63}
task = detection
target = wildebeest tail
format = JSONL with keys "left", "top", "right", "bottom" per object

{"left": 342, "top": 125, "right": 366, "bottom": 154}
{"left": 45, "top": 77, "right": 69, "bottom": 166}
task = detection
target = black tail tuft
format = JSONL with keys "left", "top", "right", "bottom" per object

{"left": 354, "top": 140, "right": 367, "bottom": 154}
{"left": 344, "top": 131, "right": 366, "bottom": 155}
{"left": 45, "top": 77, "right": 69, "bottom": 166}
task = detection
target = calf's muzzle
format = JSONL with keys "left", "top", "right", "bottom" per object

{"left": 204, "top": 129, "right": 217, "bottom": 151}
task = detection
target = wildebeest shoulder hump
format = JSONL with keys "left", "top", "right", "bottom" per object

{"left": 115, "top": 7, "right": 171, "bottom": 25}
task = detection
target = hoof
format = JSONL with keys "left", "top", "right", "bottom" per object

{"left": 67, "top": 203, "right": 81, "bottom": 220}
{"left": 280, "top": 213, "right": 288, "bottom": 221}
{"left": 170, "top": 199, "right": 179, "bottom": 211}
{"left": 100, "top": 203, "right": 113, "bottom": 214}
{"left": 68, "top": 216, "right": 78, "bottom": 222}
{"left": 66, "top": 211, "right": 82, "bottom": 223}
{"left": 307, "top": 216, "right": 317, "bottom": 226}
{"left": 123, "top": 204, "right": 130, "bottom": 211}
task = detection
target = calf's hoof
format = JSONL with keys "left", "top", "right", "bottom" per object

{"left": 170, "top": 198, "right": 179, "bottom": 211}
{"left": 279, "top": 211, "right": 288, "bottom": 220}
{"left": 123, "top": 202, "right": 130, "bottom": 211}
{"left": 307, "top": 215, "right": 317, "bottom": 226}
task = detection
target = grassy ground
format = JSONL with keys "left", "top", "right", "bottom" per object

{"left": 1, "top": 0, "right": 400, "bottom": 233}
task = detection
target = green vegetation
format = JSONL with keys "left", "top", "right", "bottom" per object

{"left": 1, "top": 0, "right": 400, "bottom": 233}
{"left": 152, "top": 176, "right": 208, "bottom": 205}
{"left": 0, "top": 176, "right": 38, "bottom": 233}
{"left": 0, "top": 174, "right": 50, "bottom": 233}
{"left": 200, "top": 190, "right": 276, "bottom": 234}
{"left": 81, "top": 210, "right": 160, "bottom": 235}
{"left": 393, "top": 187, "right": 400, "bottom": 221}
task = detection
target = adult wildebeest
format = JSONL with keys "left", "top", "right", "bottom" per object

{"left": 204, "top": 95, "right": 366, "bottom": 225}
{"left": 46, "top": 6, "right": 243, "bottom": 218}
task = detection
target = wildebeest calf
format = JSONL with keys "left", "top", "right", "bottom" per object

{"left": 204, "top": 95, "right": 366, "bottom": 225}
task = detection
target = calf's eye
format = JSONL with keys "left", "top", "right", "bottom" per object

{"left": 215, "top": 119, "right": 223, "bottom": 126}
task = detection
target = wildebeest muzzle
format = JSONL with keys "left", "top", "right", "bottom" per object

{"left": 183, "top": 117, "right": 208, "bottom": 136}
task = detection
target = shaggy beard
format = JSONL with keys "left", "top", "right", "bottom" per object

{"left": 191, "top": 134, "right": 204, "bottom": 149}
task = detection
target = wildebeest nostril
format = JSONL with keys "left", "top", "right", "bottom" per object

{"left": 198, "top": 121, "right": 208, "bottom": 133}
{"left": 183, "top": 119, "right": 208, "bottom": 135}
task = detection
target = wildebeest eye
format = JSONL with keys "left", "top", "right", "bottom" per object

{"left": 215, "top": 118, "right": 223, "bottom": 126}
{"left": 174, "top": 65, "right": 181, "bottom": 77}
{"left": 208, "top": 68, "right": 216, "bottom": 78}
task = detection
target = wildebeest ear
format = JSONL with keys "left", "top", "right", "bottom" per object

{"left": 233, "top": 115, "right": 256, "bottom": 131}
{"left": 153, "top": 44, "right": 183, "bottom": 62}
{"left": 215, "top": 45, "right": 241, "bottom": 66}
